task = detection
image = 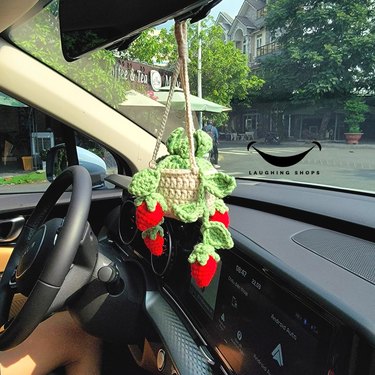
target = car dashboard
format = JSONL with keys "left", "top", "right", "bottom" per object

{"left": 104, "top": 177, "right": 375, "bottom": 375}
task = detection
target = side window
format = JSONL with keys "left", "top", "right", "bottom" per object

{"left": 0, "top": 92, "right": 54, "bottom": 193}
{"left": 75, "top": 132, "right": 118, "bottom": 188}
{"left": 0, "top": 92, "right": 118, "bottom": 193}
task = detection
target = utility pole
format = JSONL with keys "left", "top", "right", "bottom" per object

{"left": 197, "top": 20, "right": 203, "bottom": 128}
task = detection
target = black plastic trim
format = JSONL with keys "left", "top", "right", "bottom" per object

{"left": 226, "top": 181, "right": 375, "bottom": 242}
{"left": 230, "top": 228, "right": 375, "bottom": 346}
{"left": 145, "top": 291, "right": 213, "bottom": 375}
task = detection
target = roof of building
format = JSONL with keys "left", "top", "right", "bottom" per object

{"left": 245, "top": 0, "right": 266, "bottom": 11}
{"left": 236, "top": 16, "right": 256, "bottom": 28}
{"left": 217, "top": 11, "right": 234, "bottom": 24}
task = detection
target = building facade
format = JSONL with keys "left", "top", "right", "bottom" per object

{"left": 217, "top": 0, "right": 277, "bottom": 69}
{"left": 216, "top": 1, "right": 375, "bottom": 142}
{"left": 217, "top": 0, "right": 282, "bottom": 139}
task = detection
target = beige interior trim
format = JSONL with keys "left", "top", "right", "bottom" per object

{"left": 0, "top": 246, "right": 13, "bottom": 272}
{"left": 0, "top": 0, "right": 38, "bottom": 33}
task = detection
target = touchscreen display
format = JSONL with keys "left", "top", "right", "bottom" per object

{"left": 189, "top": 251, "right": 333, "bottom": 375}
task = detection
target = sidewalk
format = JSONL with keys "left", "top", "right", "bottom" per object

{"left": 218, "top": 139, "right": 375, "bottom": 149}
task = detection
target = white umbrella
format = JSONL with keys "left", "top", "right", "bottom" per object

{"left": 118, "top": 90, "right": 165, "bottom": 108}
{"left": 154, "top": 87, "right": 231, "bottom": 113}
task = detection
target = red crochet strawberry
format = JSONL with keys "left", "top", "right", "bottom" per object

{"left": 191, "top": 255, "right": 217, "bottom": 288}
{"left": 209, "top": 210, "right": 230, "bottom": 228}
{"left": 136, "top": 202, "right": 164, "bottom": 231}
{"left": 144, "top": 233, "right": 164, "bottom": 256}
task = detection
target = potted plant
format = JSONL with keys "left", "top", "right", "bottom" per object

{"left": 343, "top": 97, "right": 368, "bottom": 144}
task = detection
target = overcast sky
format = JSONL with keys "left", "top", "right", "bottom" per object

{"left": 159, "top": 0, "right": 243, "bottom": 29}
{"left": 209, "top": 0, "right": 243, "bottom": 19}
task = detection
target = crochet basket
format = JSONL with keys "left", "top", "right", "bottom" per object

{"left": 158, "top": 169, "right": 198, "bottom": 216}
{"left": 157, "top": 168, "right": 215, "bottom": 219}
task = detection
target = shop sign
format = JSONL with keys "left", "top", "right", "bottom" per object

{"left": 113, "top": 59, "right": 179, "bottom": 91}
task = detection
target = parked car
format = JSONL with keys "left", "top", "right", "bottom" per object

{"left": 0, "top": 1, "right": 374, "bottom": 375}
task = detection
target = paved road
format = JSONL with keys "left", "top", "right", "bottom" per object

{"left": 1, "top": 141, "right": 374, "bottom": 194}
{"left": 216, "top": 141, "right": 375, "bottom": 193}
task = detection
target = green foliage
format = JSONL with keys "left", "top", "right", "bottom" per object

{"left": 126, "top": 19, "right": 264, "bottom": 125}
{"left": 263, "top": 0, "right": 375, "bottom": 101}
{"left": 188, "top": 20, "right": 264, "bottom": 114}
{"left": 12, "top": 3, "right": 127, "bottom": 106}
{"left": 0, "top": 172, "right": 46, "bottom": 185}
{"left": 125, "top": 28, "right": 175, "bottom": 64}
{"left": 344, "top": 97, "right": 368, "bottom": 133}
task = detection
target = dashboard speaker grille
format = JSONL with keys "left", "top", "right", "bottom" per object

{"left": 292, "top": 229, "right": 375, "bottom": 285}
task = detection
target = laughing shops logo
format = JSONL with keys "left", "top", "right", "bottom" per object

{"left": 247, "top": 141, "right": 322, "bottom": 176}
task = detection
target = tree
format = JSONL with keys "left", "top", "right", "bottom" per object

{"left": 261, "top": 0, "right": 375, "bottom": 135}
{"left": 124, "top": 28, "right": 176, "bottom": 65}
{"left": 125, "top": 19, "right": 264, "bottom": 126}
{"left": 188, "top": 20, "right": 264, "bottom": 125}
{"left": 12, "top": 2, "right": 127, "bottom": 106}
{"left": 265, "top": 0, "right": 375, "bottom": 99}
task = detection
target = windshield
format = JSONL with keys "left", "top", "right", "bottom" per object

{"left": 8, "top": 0, "right": 375, "bottom": 194}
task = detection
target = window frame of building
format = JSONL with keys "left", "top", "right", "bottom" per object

{"left": 242, "top": 37, "right": 248, "bottom": 54}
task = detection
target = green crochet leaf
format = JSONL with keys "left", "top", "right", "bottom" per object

{"left": 204, "top": 172, "right": 236, "bottom": 198}
{"left": 197, "top": 158, "right": 216, "bottom": 174}
{"left": 142, "top": 225, "right": 164, "bottom": 240}
{"left": 157, "top": 155, "right": 190, "bottom": 170}
{"left": 166, "top": 127, "right": 190, "bottom": 158}
{"left": 134, "top": 197, "right": 144, "bottom": 207}
{"left": 194, "top": 129, "right": 213, "bottom": 157}
{"left": 145, "top": 193, "right": 168, "bottom": 212}
{"left": 173, "top": 202, "right": 204, "bottom": 223}
{"left": 188, "top": 243, "right": 219, "bottom": 265}
{"left": 128, "top": 169, "right": 160, "bottom": 197}
{"left": 202, "top": 221, "right": 233, "bottom": 249}
{"left": 214, "top": 199, "right": 229, "bottom": 214}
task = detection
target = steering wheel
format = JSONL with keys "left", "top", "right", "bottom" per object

{"left": 0, "top": 166, "right": 92, "bottom": 350}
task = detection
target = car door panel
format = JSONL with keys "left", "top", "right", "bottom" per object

{"left": 0, "top": 188, "right": 123, "bottom": 273}
{"left": 0, "top": 246, "right": 13, "bottom": 273}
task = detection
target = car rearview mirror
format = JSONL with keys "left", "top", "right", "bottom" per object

{"left": 59, "top": 0, "right": 221, "bottom": 61}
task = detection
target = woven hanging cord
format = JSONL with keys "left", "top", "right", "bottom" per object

{"left": 150, "top": 21, "right": 198, "bottom": 173}
{"left": 149, "top": 59, "right": 180, "bottom": 169}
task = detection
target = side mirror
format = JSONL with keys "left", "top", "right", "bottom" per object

{"left": 46, "top": 144, "right": 106, "bottom": 188}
